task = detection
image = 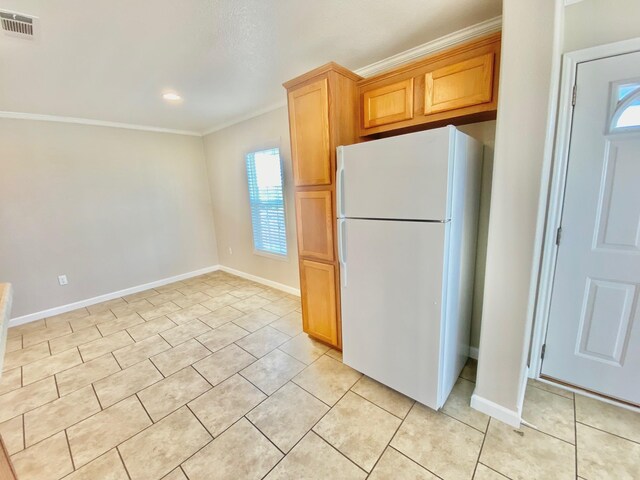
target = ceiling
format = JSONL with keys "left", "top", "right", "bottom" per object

{"left": 0, "top": 0, "right": 502, "bottom": 134}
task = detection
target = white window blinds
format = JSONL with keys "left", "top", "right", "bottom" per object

{"left": 246, "top": 148, "right": 287, "bottom": 256}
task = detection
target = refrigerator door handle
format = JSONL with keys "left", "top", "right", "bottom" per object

{"left": 336, "top": 147, "right": 345, "bottom": 218}
{"left": 338, "top": 218, "right": 347, "bottom": 287}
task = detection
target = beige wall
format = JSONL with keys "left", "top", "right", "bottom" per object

{"left": 203, "top": 107, "right": 300, "bottom": 291}
{"left": 0, "top": 119, "right": 218, "bottom": 318}
{"left": 473, "top": 0, "right": 563, "bottom": 421}
{"left": 564, "top": 0, "right": 640, "bottom": 52}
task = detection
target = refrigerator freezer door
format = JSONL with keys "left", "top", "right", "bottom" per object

{"left": 341, "top": 218, "right": 446, "bottom": 409}
{"left": 340, "top": 127, "right": 453, "bottom": 221}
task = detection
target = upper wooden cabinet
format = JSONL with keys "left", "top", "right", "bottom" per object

{"left": 425, "top": 52, "right": 494, "bottom": 114}
{"left": 363, "top": 78, "right": 414, "bottom": 129}
{"left": 358, "top": 32, "right": 501, "bottom": 136}
{"left": 288, "top": 78, "right": 331, "bottom": 186}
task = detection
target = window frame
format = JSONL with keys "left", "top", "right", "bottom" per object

{"left": 245, "top": 146, "right": 289, "bottom": 262}
{"left": 606, "top": 78, "right": 640, "bottom": 135}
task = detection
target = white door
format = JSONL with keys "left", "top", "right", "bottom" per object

{"left": 340, "top": 218, "right": 446, "bottom": 409}
{"left": 542, "top": 52, "right": 640, "bottom": 404}
{"left": 338, "top": 126, "right": 453, "bottom": 221}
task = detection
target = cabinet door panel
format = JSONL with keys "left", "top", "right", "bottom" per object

{"left": 288, "top": 79, "right": 331, "bottom": 186}
{"left": 424, "top": 53, "right": 494, "bottom": 114}
{"left": 300, "top": 260, "right": 339, "bottom": 347}
{"left": 363, "top": 78, "right": 414, "bottom": 128}
{"left": 295, "top": 190, "right": 335, "bottom": 261}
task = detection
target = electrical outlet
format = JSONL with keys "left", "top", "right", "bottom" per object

{"left": 228, "top": 247, "right": 233, "bottom": 255}
{"left": 58, "top": 275, "right": 68, "bottom": 286}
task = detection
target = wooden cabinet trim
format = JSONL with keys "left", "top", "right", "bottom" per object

{"left": 295, "top": 190, "right": 335, "bottom": 262}
{"left": 284, "top": 62, "right": 361, "bottom": 89}
{"left": 362, "top": 78, "right": 414, "bottom": 128}
{"left": 424, "top": 52, "right": 494, "bottom": 114}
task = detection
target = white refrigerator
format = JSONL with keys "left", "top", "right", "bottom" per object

{"left": 337, "top": 126, "right": 482, "bottom": 409}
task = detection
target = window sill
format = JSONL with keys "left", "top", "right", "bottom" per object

{"left": 253, "top": 250, "right": 289, "bottom": 262}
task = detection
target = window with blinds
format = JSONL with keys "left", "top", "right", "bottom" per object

{"left": 246, "top": 148, "right": 287, "bottom": 257}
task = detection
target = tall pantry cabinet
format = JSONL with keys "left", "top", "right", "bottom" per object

{"left": 284, "top": 63, "right": 361, "bottom": 349}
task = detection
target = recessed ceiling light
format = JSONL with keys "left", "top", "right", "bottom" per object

{"left": 162, "top": 92, "right": 182, "bottom": 101}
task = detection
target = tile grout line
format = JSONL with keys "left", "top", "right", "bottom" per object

{"left": 575, "top": 420, "right": 640, "bottom": 446}
{"left": 134, "top": 392, "right": 156, "bottom": 425}
{"left": 177, "top": 411, "right": 247, "bottom": 475}
{"left": 115, "top": 446, "right": 133, "bottom": 480}
{"left": 64, "top": 394, "right": 167, "bottom": 469}
{"left": 18, "top": 389, "right": 107, "bottom": 452}
{"left": 519, "top": 420, "right": 577, "bottom": 447}
{"left": 53, "top": 372, "right": 61, "bottom": 399}
{"left": 478, "top": 461, "right": 513, "bottom": 479}
{"left": 178, "top": 464, "right": 188, "bottom": 479}
{"left": 386, "top": 444, "right": 446, "bottom": 479}
{"left": 236, "top": 349, "right": 305, "bottom": 397}
{"left": 21, "top": 413, "right": 26, "bottom": 457}
{"left": 437, "top": 406, "right": 490, "bottom": 435}
{"left": 348, "top": 388, "right": 411, "bottom": 422}
{"left": 364, "top": 401, "right": 408, "bottom": 478}
{"left": 297, "top": 377, "right": 369, "bottom": 476}
{"left": 136, "top": 366, "right": 215, "bottom": 424}
{"left": 387, "top": 403, "right": 443, "bottom": 476}
{"left": 529, "top": 381, "right": 575, "bottom": 400}
{"left": 471, "top": 416, "right": 490, "bottom": 479}
{"left": 110, "top": 351, "right": 125, "bottom": 371}
{"left": 64, "top": 428, "right": 77, "bottom": 472}
{"left": 48, "top": 327, "right": 105, "bottom": 357}
{"left": 239, "top": 353, "right": 362, "bottom": 476}
{"left": 260, "top": 353, "right": 367, "bottom": 473}
{"left": 243, "top": 412, "right": 288, "bottom": 457}
{"left": 91, "top": 382, "right": 104, "bottom": 411}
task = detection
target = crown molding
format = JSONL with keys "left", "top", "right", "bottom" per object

{"left": 202, "top": 16, "right": 502, "bottom": 135}
{"left": 3, "top": 16, "right": 502, "bottom": 138}
{"left": 201, "top": 100, "right": 287, "bottom": 136}
{"left": 353, "top": 15, "right": 502, "bottom": 78}
{"left": 0, "top": 111, "right": 202, "bottom": 136}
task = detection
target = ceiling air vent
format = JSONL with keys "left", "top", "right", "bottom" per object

{"left": 1, "top": 11, "right": 37, "bottom": 39}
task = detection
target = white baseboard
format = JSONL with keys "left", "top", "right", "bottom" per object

{"left": 9, "top": 265, "right": 221, "bottom": 327}
{"left": 217, "top": 265, "right": 300, "bottom": 297}
{"left": 469, "top": 346, "right": 479, "bottom": 360}
{"left": 470, "top": 393, "right": 521, "bottom": 427}
{"left": 9, "top": 264, "right": 300, "bottom": 328}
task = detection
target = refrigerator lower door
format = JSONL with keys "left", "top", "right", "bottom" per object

{"left": 341, "top": 218, "right": 446, "bottom": 409}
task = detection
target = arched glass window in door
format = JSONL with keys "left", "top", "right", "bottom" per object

{"left": 609, "top": 82, "right": 640, "bottom": 132}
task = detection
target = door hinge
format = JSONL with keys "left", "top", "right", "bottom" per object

{"left": 572, "top": 84, "right": 577, "bottom": 106}
{"left": 541, "top": 344, "right": 546, "bottom": 360}
{"left": 555, "top": 226, "right": 562, "bottom": 246}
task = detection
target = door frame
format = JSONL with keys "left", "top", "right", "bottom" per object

{"left": 530, "top": 38, "right": 640, "bottom": 386}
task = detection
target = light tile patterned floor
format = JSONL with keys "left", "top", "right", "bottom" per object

{"left": 1, "top": 270, "right": 639, "bottom": 479}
